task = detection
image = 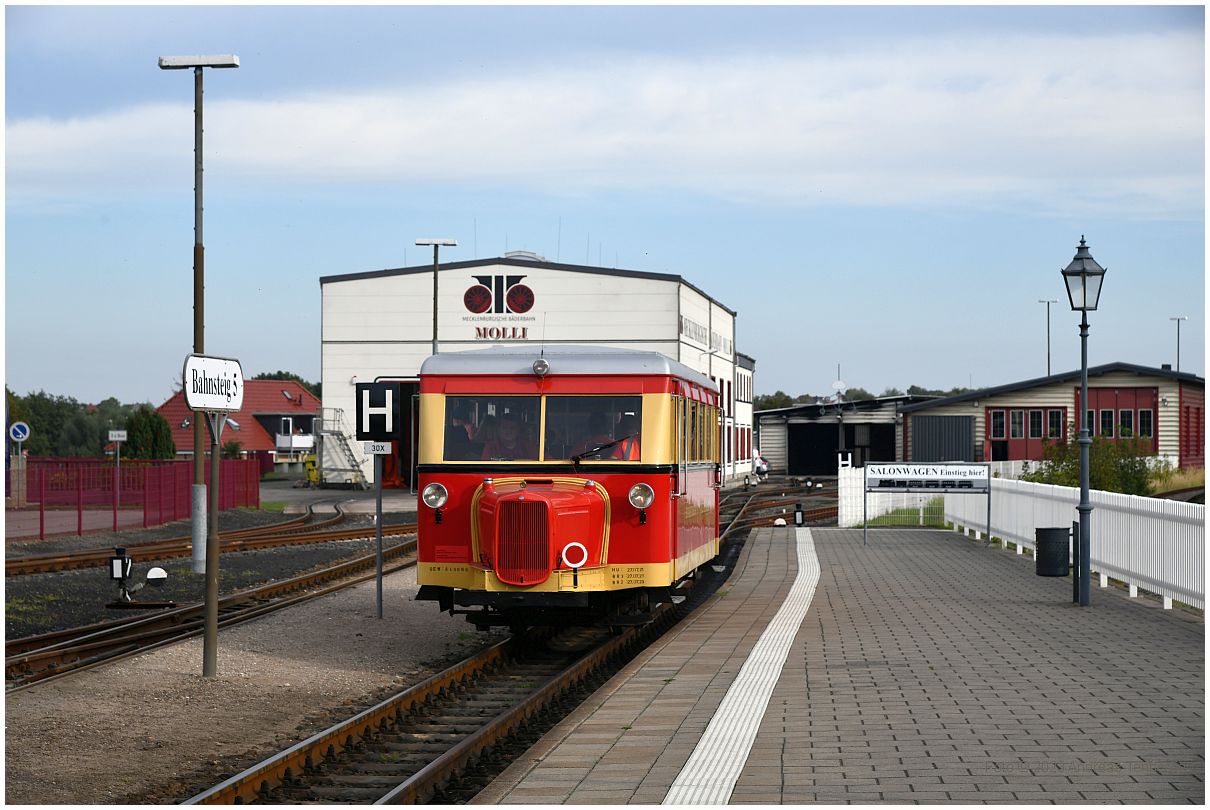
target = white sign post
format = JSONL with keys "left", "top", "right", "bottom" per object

{"left": 109, "top": 430, "right": 127, "bottom": 532}
{"left": 182, "top": 354, "right": 244, "bottom": 678}
{"left": 9, "top": 422, "right": 31, "bottom": 508}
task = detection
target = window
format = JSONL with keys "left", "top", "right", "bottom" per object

{"left": 443, "top": 396, "right": 540, "bottom": 461}
{"left": 1138, "top": 409, "right": 1153, "bottom": 438}
{"left": 1029, "top": 410, "right": 1043, "bottom": 439}
{"left": 1100, "top": 409, "right": 1114, "bottom": 438}
{"left": 990, "top": 410, "right": 1006, "bottom": 439}
{"left": 1047, "top": 409, "right": 1063, "bottom": 439}
{"left": 1118, "top": 410, "right": 1134, "bottom": 438}
{"left": 544, "top": 396, "right": 642, "bottom": 461}
{"left": 1086, "top": 409, "right": 1095, "bottom": 433}
{"left": 1010, "top": 410, "right": 1024, "bottom": 439}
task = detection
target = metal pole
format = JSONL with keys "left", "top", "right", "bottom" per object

{"left": 204, "top": 413, "right": 223, "bottom": 676}
{"left": 113, "top": 446, "right": 119, "bottom": 533}
{"left": 1077, "top": 311, "right": 1092, "bottom": 606}
{"left": 375, "top": 454, "right": 384, "bottom": 619}
{"left": 431, "top": 245, "right": 439, "bottom": 356}
{"left": 1176, "top": 317, "right": 1182, "bottom": 373}
{"left": 1045, "top": 301, "right": 1052, "bottom": 376}
{"left": 192, "top": 66, "right": 207, "bottom": 543}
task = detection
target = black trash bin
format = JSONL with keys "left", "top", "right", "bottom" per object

{"left": 1035, "top": 527, "right": 1070, "bottom": 577}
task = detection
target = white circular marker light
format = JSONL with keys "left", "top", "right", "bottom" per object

{"left": 421, "top": 483, "right": 448, "bottom": 509}
{"left": 628, "top": 483, "right": 655, "bottom": 509}
{"left": 532, "top": 358, "right": 550, "bottom": 377}
{"left": 562, "top": 542, "right": 589, "bottom": 569}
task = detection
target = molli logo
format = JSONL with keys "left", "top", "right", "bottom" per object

{"left": 463, "top": 275, "right": 534, "bottom": 314}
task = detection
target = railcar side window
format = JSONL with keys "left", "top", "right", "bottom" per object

{"left": 443, "top": 396, "right": 540, "bottom": 461}
{"left": 544, "top": 396, "right": 642, "bottom": 461}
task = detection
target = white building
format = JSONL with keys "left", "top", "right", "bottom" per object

{"left": 320, "top": 252, "right": 755, "bottom": 487}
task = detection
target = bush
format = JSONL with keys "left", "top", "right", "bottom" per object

{"left": 1022, "top": 428, "right": 1169, "bottom": 496}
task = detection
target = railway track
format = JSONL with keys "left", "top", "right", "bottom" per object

{"left": 5, "top": 533, "right": 417, "bottom": 691}
{"left": 181, "top": 486, "right": 802, "bottom": 805}
{"left": 6, "top": 505, "right": 415, "bottom": 576}
{"left": 182, "top": 559, "right": 732, "bottom": 805}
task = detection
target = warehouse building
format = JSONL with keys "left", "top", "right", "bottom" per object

{"left": 320, "top": 252, "right": 755, "bottom": 487}
{"left": 757, "top": 362, "right": 1204, "bottom": 476}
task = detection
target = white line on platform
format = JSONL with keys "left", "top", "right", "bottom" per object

{"left": 663, "top": 527, "right": 820, "bottom": 805}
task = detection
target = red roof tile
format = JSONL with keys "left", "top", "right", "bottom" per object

{"left": 157, "top": 380, "right": 321, "bottom": 454}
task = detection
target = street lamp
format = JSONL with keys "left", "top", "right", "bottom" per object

{"left": 1170, "top": 316, "right": 1188, "bottom": 372}
{"left": 1060, "top": 235, "right": 1106, "bottom": 607}
{"left": 416, "top": 239, "right": 457, "bottom": 356}
{"left": 1038, "top": 299, "right": 1058, "bottom": 376}
{"left": 158, "top": 53, "right": 239, "bottom": 677}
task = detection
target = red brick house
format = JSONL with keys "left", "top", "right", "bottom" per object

{"left": 157, "top": 380, "right": 321, "bottom": 473}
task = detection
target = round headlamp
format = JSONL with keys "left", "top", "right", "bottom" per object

{"left": 627, "top": 483, "right": 655, "bottom": 509}
{"left": 421, "top": 482, "right": 448, "bottom": 509}
{"left": 532, "top": 357, "right": 550, "bottom": 377}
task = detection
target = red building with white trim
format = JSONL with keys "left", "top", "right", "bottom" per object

{"left": 157, "top": 380, "right": 321, "bottom": 472}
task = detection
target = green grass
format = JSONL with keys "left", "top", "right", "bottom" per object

{"left": 867, "top": 498, "right": 946, "bottom": 528}
{"left": 259, "top": 501, "right": 287, "bottom": 513}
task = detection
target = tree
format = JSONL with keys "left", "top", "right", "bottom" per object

{"left": 14, "top": 390, "right": 81, "bottom": 456}
{"left": 125, "top": 406, "right": 177, "bottom": 459}
{"left": 222, "top": 439, "right": 244, "bottom": 459}
{"left": 844, "top": 387, "right": 875, "bottom": 401}
{"left": 754, "top": 390, "right": 794, "bottom": 410}
{"left": 880, "top": 387, "right": 904, "bottom": 397}
{"left": 252, "top": 371, "right": 320, "bottom": 399}
{"left": 56, "top": 411, "right": 103, "bottom": 457}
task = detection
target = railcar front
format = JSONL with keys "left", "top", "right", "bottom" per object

{"left": 414, "top": 347, "right": 721, "bottom": 629}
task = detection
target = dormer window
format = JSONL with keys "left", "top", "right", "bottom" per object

{"left": 282, "top": 389, "right": 293, "bottom": 400}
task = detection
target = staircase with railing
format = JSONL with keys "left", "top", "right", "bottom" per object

{"left": 315, "top": 408, "right": 367, "bottom": 489}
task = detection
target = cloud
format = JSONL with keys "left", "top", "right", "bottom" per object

{"left": 8, "top": 31, "right": 1203, "bottom": 218}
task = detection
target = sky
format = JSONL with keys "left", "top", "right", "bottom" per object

{"left": 5, "top": 3, "right": 1205, "bottom": 406}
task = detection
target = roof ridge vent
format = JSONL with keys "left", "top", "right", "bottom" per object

{"left": 503, "top": 250, "right": 546, "bottom": 262}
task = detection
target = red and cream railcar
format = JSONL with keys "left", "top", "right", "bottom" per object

{"left": 414, "top": 346, "right": 721, "bottom": 629}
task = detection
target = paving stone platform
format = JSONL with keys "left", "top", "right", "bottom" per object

{"left": 475, "top": 527, "right": 1204, "bottom": 804}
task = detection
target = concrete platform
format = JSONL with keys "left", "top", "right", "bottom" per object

{"left": 475, "top": 527, "right": 1204, "bottom": 804}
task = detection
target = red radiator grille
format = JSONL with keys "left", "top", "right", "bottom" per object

{"left": 495, "top": 500, "right": 551, "bottom": 585}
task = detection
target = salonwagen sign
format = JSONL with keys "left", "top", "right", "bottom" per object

{"left": 865, "top": 463, "right": 990, "bottom": 493}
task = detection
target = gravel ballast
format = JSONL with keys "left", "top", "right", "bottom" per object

{"left": 4, "top": 502, "right": 507, "bottom": 804}
{"left": 4, "top": 565, "right": 507, "bottom": 804}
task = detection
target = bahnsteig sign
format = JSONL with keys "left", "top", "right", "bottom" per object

{"left": 183, "top": 354, "right": 244, "bottom": 413}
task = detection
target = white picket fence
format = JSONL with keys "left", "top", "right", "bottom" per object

{"left": 945, "top": 478, "right": 1205, "bottom": 610}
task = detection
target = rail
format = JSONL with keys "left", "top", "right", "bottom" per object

{"left": 945, "top": 477, "right": 1205, "bottom": 610}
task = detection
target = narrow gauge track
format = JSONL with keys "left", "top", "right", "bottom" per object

{"left": 6, "top": 506, "right": 415, "bottom": 576}
{"left": 183, "top": 487, "right": 799, "bottom": 805}
{"left": 5, "top": 534, "right": 417, "bottom": 692}
{"left": 184, "top": 580, "right": 714, "bottom": 805}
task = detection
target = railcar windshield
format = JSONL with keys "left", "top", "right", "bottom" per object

{"left": 440, "top": 394, "right": 642, "bottom": 462}
{"left": 444, "top": 396, "right": 541, "bottom": 461}
{"left": 544, "top": 396, "right": 642, "bottom": 461}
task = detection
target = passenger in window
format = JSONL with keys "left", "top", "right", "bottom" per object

{"left": 613, "top": 414, "right": 641, "bottom": 460}
{"left": 482, "top": 411, "right": 537, "bottom": 460}
{"left": 574, "top": 412, "right": 615, "bottom": 459}
{"left": 444, "top": 402, "right": 476, "bottom": 460}
{"left": 473, "top": 414, "right": 498, "bottom": 447}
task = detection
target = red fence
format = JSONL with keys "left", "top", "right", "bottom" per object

{"left": 20, "top": 457, "right": 260, "bottom": 539}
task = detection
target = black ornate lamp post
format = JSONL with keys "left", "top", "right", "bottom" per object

{"left": 1061, "top": 236, "right": 1106, "bottom": 607}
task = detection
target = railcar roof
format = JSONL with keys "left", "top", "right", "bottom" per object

{"left": 420, "top": 345, "right": 717, "bottom": 389}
